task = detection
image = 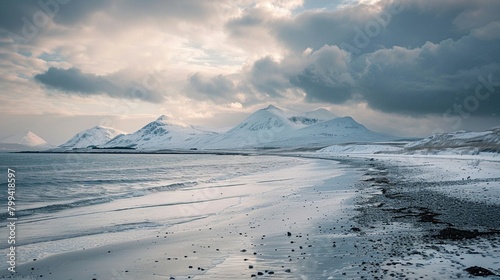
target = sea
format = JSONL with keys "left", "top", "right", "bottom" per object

{"left": 0, "top": 152, "right": 304, "bottom": 268}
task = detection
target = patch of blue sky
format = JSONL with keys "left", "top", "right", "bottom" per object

{"left": 38, "top": 51, "right": 64, "bottom": 62}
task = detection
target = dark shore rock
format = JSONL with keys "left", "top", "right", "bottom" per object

{"left": 434, "top": 227, "right": 499, "bottom": 240}
{"left": 465, "top": 266, "right": 496, "bottom": 276}
{"left": 350, "top": 227, "right": 362, "bottom": 232}
{"left": 363, "top": 177, "right": 390, "bottom": 184}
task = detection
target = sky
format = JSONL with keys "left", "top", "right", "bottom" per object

{"left": 1, "top": 0, "right": 499, "bottom": 145}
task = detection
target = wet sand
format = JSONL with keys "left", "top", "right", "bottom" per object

{"left": 1, "top": 159, "right": 364, "bottom": 279}
{"left": 2, "top": 153, "right": 500, "bottom": 279}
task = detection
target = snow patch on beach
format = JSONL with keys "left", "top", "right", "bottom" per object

{"left": 319, "top": 143, "right": 404, "bottom": 154}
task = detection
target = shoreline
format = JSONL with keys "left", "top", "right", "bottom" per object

{"left": 6, "top": 144, "right": 340, "bottom": 155}
{"left": 1, "top": 156, "right": 364, "bottom": 279}
{"left": 325, "top": 153, "right": 500, "bottom": 279}
{"left": 1, "top": 153, "right": 499, "bottom": 279}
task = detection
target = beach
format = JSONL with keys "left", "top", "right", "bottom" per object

{"left": 317, "top": 152, "right": 500, "bottom": 279}
{"left": 1, "top": 155, "right": 362, "bottom": 279}
{"left": 1, "top": 152, "right": 499, "bottom": 279}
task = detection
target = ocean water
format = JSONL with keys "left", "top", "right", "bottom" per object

{"left": 0, "top": 153, "right": 303, "bottom": 266}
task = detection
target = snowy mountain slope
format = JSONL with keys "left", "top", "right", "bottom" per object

{"left": 319, "top": 143, "right": 404, "bottom": 154}
{"left": 289, "top": 108, "right": 338, "bottom": 126}
{"left": 0, "top": 131, "right": 48, "bottom": 147}
{"left": 91, "top": 105, "right": 390, "bottom": 150}
{"left": 102, "top": 115, "right": 216, "bottom": 150}
{"left": 267, "top": 116, "right": 394, "bottom": 147}
{"left": 60, "top": 126, "right": 125, "bottom": 149}
{"left": 405, "top": 128, "right": 500, "bottom": 153}
{"left": 191, "top": 105, "right": 387, "bottom": 149}
{"left": 198, "top": 105, "right": 322, "bottom": 149}
{"left": 0, "top": 131, "right": 51, "bottom": 151}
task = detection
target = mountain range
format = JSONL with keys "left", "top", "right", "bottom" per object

{"left": 4, "top": 106, "right": 497, "bottom": 153}
{"left": 405, "top": 128, "right": 500, "bottom": 153}
{"left": 195, "top": 105, "right": 339, "bottom": 149}
{"left": 101, "top": 115, "right": 216, "bottom": 150}
{"left": 58, "top": 105, "right": 393, "bottom": 150}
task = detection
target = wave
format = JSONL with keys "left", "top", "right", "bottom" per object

{"left": 0, "top": 221, "right": 162, "bottom": 250}
{"left": 0, "top": 176, "right": 158, "bottom": 189}
{"left": 0, "top": 215, "right": 212, "bottom": 251}
{"left": 0, "top": 181, "right": 197, "bottom": 220}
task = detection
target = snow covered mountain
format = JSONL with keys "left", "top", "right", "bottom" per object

{"left": 405, "top": 128, "right": 500, "bottom": 153}
{"left": 198, "top": 105, "right": 339, "bottom": 149}
{"left": 317, "top": 127, "right": 500, "bottom": 156}
{"left": 102, "top": 115, "right": 216, "bottom": 150}
{"left": 0, "top": 131, "right": 51, "bottom": 151}
{"left": 197, "top": 105, "right": 388, "bottom": 149}
{"left": 60, "top": 126, "right": 125, "bottom": 149}
{"left": 91, "top": 105, "right": 392, "bottom": 150}
{"left": 267, "top": 116, "right": 393, "bottom": 148}
{"left": 0, "top": 131, "right": 48, "bottom": 146}
{"left": 290, "top": 108, "right": 338, "bottom": 126}
{"left": 198, "top": 105, "right": 298, "bottom": 149}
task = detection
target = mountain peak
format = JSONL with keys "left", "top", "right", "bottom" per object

{"left": 304, "top": 108, "right": 337, "bottom": 121}
{"left": 93, "top": 125, "right": 114, "bottom": 130}
{"left": 338, "top": 116, "right": 355, "bottom": 121}
{"left": 0, "top": 130, "right": 48, "bottom": 146}
{"left": 264, "top": 104, "right": 284, "bottom": 112}
{"left": 19, "top": 131, "right": 48, "bottom": 146}
{"left": 155, "top": 115, "right": 190, "bottom": 128}
{"left": 310, "top": 108, "right": 334, "bottom": 115}
{"left": 25, "top": 131, "right": 36, "bottom": 137}
{"left": 102, "top": 115, "right": 213, "bottom": 150}
{"left": 156, "top": 115, "right": 170, "bottom": 121}
{"left": 59, "top": 126, "right": 124, "bottom": 148}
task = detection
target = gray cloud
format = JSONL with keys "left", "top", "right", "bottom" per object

{"left": 227, "top": 0, "right": 500, "bottom": 117}
{"left": 272, "top": 1, "right": 497, "bottom": 56}
{"left": 0, "top": 0, "right": 108, "bottom": 35}
{"left": 243, "top": 34, "right": 500, "bottom": 116}
{"left": 35, "top": 67, "right": 165, "bottom": 103}
{"left": 230, "top": 45, "right": 357, "bottom": 105}
{"left": 0, "top": 0, "right": 232, "bottom": 53}
{"left": 0, "top": 0, "right": 224, "bottom": 33}
{"left": 248, "top": 56, "right": 290, "bottom": 97}
{"left": 187, "top": 72, "right": 238, "bottom": 102}
{"left": 292, "top": 45, "right": 355, "bottom": 103}
{"left": 35, "top": 67, "right": 108, "bottom": 93}
{"left": 3, "top": 0, "right": 500, "bottom": 125}
{"left": 225, "top": 5, "right": 271, "bottom": 38}
{"left": 0, "top": 1, "right": 41, "bottom": 32}
{"left": 356, "top": 35, "right": 500, "bottom": 116}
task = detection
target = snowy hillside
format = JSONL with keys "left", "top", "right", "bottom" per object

{"left": 198, "top": 105, "right": 338, "bottom": 149}
{"left": 267, "top": 116, "right": 393, "bottom": 148}
{"left": 102, "top": 115, "right": 216, "bottom": 150}
{"left": 405, "top": 128, "right": 500, "bottom": 154}
{"left": 319, "top": 143, "right": 404, "bottom": 154}
{"left": 60, "top": 126, "right": 125, "bottom": 149}
{"left": 97, "top": 105, "right": 391, "bottom": 150}
{"left": 198, "top": 105, "right": 298, "bottom": 148}
{"left": 54, "top": 105, "right": 395, "bottom": 151}
{"left": 288, "top": 108, "right": 337, "bottom": 126}
{"left": 317, "top": 128, "right": 500, "bottom": 156}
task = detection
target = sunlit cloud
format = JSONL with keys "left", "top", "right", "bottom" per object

{"left": 0, "top": 0, "right": 499, "bottom": 143}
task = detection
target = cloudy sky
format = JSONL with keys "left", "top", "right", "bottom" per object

{"left": 1, "top": 0, "right": 499, "bottom": 144}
